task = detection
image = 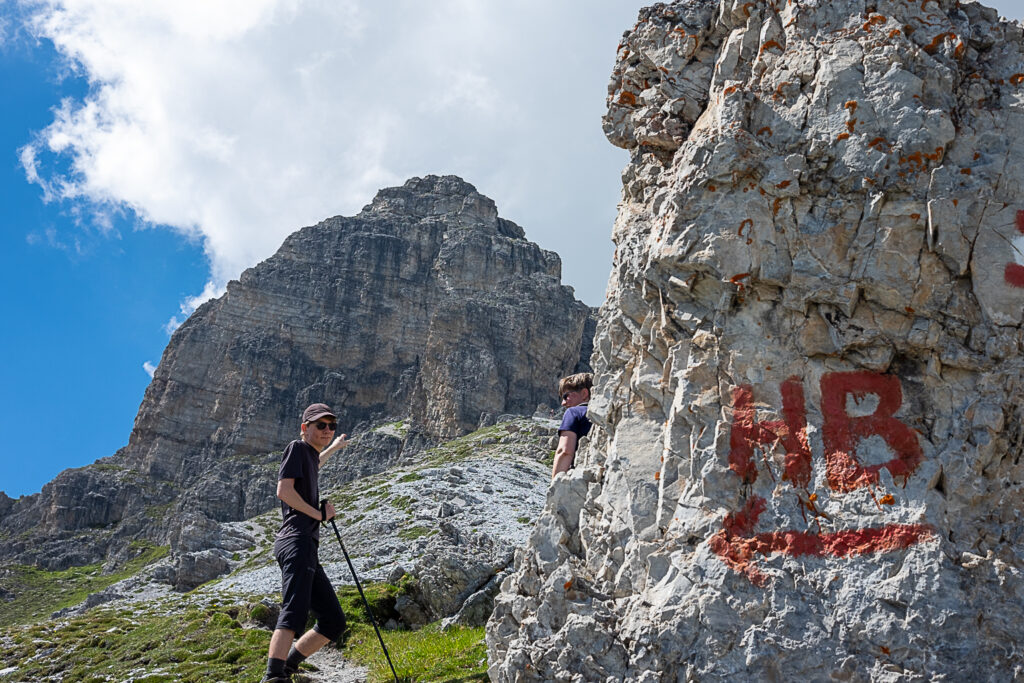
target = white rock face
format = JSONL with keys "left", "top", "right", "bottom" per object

{"left": 488, "top": 0, "right": 1024, "bottom": 679}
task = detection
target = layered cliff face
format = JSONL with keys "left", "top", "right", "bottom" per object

{"left": 129, "top": 174, "right": 590, "bottom": 481}
{"left": 489, "top": 1, "right": 1024, "bottom": 679}
{"left": 1, "top": 175, "right": 593, "bottom": 569}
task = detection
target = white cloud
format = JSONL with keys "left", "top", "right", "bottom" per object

{"left": 20, "top": 0, "right": 639, "bottom": 310}
{"left": 143, "top": 361, "right": 157, "bottom": 377}
{"left": 164, "top": 280, "right": 225, "bottom": 334}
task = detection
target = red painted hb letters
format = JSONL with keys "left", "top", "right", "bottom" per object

{"left": 713, "top": 371, "right": 933, "bottom": 585}
{"left": 728, "top": 377, "right": 812, "bottom": 487}
{"left": 821, "top": 371, "right": 923, "bottom": 492}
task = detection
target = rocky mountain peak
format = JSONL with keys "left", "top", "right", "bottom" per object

{"left": 0, "top": 175, "right": 594, "bottom": 572}
{"left": 359, "top": 175, "right": 525, "bottom": 239}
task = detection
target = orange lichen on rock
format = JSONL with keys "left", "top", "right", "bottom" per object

{"left": 846, "top": 118, "right": 857, "bottom": 133}
{"left": 844, "top": 101, "right": 858, "bottom": 113}
{"left": 760, "top": 40, "right": 784, "bottom": 55}
{"left": 898, "top": 147, "right": 944, "bottom": 173}
{"left": 757, "top": 126, "right": 773, "bottom": 137}
{"left": 837, "top": 132, "right": 851, "bottom": 141}
{"left": 868, "top": 137, "right": 890, "bottom": 152}
{"left": 879, "top": 494, "right": 895, "bottom": 505}
{"left": 738, "top": 220, "right": 753, "bottom": 237}
{"left": 618, "top": 91, "right": 637, "bottom": 106}
{"left": 889, "top": 28, "right": 902, "bottom": 38}
{"left": 773, "top": 198, "right": 784, "bottom": 216}
{"left": 776, "top": 180, "right": 792, "bottom": 189}
{"left": 961, "top": 168, "right": 972, "bottom": 175}
{"left": 1011, "top": 73, "right": 1024, "bottom": 85}
{"left": 724, "top": 85, "right": 740, "bottom": 96}
{"left": 862, "top": 14, "right": 886, "bottom": 31}
{"left": 910, "top": 213, "right": 921, "bottom": 221}
{"left": 730, "top": 272, "right": 752, "bottom": 285}
{"left": 773, "top": 81, "right": 793, "bottom": 100}
{"left": 923, "top": 32, "right": 957, "bottom": 55}
{"left": 742, "top": 2, "right": 755, "bottom": 17}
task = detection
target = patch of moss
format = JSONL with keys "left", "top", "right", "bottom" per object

{"left": 397, "top": 525, "right": 433, "bottom": 541}
{"left": 0, "top": 542, "right": 168, "bottom": 627}
{"left": 343, "top": 621, "right": 487, "bottom": 682}
{"left": 1, "top": 604, "right": 268, "bottom": 682}
{"left": 89, "top": 462, "right": 125, "bottom": 473}
{"left": 390, "top": 495, "right": 415, "bottom": 513}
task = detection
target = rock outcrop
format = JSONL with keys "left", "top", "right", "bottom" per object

{"left": 489, "top": 1, "right": 1024, "bottom": 680}
{"left": 0, "top": 175, "right": 594, "bottom": 571}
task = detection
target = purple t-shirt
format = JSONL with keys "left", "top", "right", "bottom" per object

{"left": 559, "top": 404, "right": 591, "bottom": 441}
{"left": 277, "top": 439, "right": 321, "bottom": 542}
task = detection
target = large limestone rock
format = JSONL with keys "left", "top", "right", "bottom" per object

{"left": 489, "top": 1, "right": 1024, "bottom": 680}
{"left": 0, "top": 175, "right": 593, "bottom": 570}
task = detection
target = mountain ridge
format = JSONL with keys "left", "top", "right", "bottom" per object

{"left": 0, "top": 174, "right": 596, "bottom": 576}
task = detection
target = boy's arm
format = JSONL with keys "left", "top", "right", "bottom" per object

{"left": 277, "top": 477, "right": 322, "bottom": 520}
{"left": 318, "top": 433, "right": 349, "bottom": 469}
{"left": 551, "top": 432, "right": 577, "bottom": 480}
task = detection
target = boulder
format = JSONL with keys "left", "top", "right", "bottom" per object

{"left": 489, "top": 1, "right": 1024, "bottom": 680}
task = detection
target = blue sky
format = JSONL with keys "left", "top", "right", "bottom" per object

{"left": 2, "top": 0, "right": 1022, "bottom": 498}
{"left": 0, "top": 23, "right": 210, "bottom": 497}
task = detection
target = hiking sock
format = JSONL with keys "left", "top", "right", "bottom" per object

{"left": 266, "top": 657, "right": 287, "bottom": 677}
{"left": 284, "top": 646, "right": 307, "bottom": 674}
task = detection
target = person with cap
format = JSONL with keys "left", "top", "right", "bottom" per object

{"left": 262, "top": 403, "right": 350, "bottom": 683}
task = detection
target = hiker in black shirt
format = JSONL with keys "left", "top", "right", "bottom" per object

{"left": 262, "top": 403, "right": 350, "bottom": 683}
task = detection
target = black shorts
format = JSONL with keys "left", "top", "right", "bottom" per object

{"left": 274, "top": 534, "right": 346, "bottom": 640}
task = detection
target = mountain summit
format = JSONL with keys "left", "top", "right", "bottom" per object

{"left": 0, "top": 175, "right": 594, "bottom": 571}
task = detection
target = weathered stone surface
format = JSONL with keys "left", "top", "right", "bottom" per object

{"left": 0, "top": 175, "right": 593, "bottom": 574}
{"left": 490, "top": 1, "right": 1024, "bottom": 680}
{"left": 152, "top": 549, "right": 232, "bottom": 592}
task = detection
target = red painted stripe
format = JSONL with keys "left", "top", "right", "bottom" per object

{"left": 1006, "top": 263, "right": 1024, "bottom": 288}
{"left": 1016, "top": 209, "right": 1024, "bottom": 235}
{"left": 711, "top": 497, "right": 936, "bottom": 586}
{"left": 729, "top": 523, "right": 935, "bottom": 559}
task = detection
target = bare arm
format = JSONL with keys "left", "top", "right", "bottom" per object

{"left": 277, "top": 478, "right": 325, "bottom": 521}
{"left": 318, "top": 433, "right": 349, "bottom": 469}
{"left": 551, "top": 432, "right": 577, "bottom": 480}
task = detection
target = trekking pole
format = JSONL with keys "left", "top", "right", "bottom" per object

{"left": 321, "top": 499, "right": 400, "bottom": 683}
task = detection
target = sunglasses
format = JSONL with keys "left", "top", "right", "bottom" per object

{"left": 312, "top": 421, "right": 337, "bottom": 431}
{"left": 561, "top": 392, "right": 573, "bottom": 402}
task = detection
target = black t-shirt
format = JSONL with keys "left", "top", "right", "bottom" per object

{"left": 277, "top": 439, "right": 321, "bottom": 542}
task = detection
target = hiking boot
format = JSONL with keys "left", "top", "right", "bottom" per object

{"left": 259, "top": 674, "right": 291, "bottom": 683}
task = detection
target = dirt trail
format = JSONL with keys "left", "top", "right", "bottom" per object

{"left": 298, "top": 647, "right": 369, "bottom": 683}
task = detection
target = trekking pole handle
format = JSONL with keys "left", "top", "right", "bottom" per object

{"left": 319, "top": 498, "right": 329, "bottom": 524}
